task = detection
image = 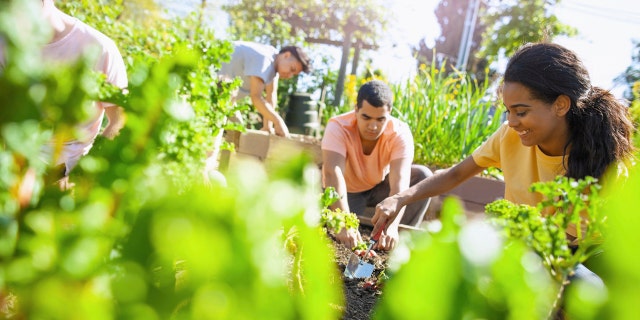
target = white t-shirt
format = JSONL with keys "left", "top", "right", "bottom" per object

{"left": 2, "top": 18, "right": 128, "bottom": 173}
{"left": 218, "top": 41, "right": 278, "bottom": 100}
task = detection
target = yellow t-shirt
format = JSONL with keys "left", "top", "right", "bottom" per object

{"left": 472, "top": 122, "right": 631, "bottom": 239}
{"left": 321, "top": 111, "right": 414, "bottom": 193}
{"left": 472, "top": 122, "right": 566, "bottom": 208}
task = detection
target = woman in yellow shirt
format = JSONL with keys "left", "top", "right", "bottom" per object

{"left": 372, "top": 42, "right": 634, "bottom": 241}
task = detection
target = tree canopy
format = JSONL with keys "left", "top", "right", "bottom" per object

{"left": 415, "top": 0, "right": 577, "bottom": 80}
{"left": 224, "top": 0, "right": 387, "bottom": 49}
{"left": 480, "top": 0, "right": 576, "bottom": 61}
{"left": 616, "top": 40, "right": 640, "bottom": 101}
{"left": 414, "top": 0, "right": 489, "bottom": 80}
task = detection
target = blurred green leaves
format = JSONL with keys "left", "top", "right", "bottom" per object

{"left": 2, "top": 1, "right": 640, "bottom": 319}
{"left": 2, "top": 0, "right": 341, "bottom": 318}
{"left": 376, "top": 198, "right": 556, "bottom": 319}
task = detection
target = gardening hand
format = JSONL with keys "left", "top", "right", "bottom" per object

{"left": 371, "top": 196, "right": 401, "bottom": 239}
{"left": 336, "top": 227, "right": 362, "bottom": 250}
{"left": 272, "top": 116, "right": 290, "bottom": 138}
{"left": 376, "top": 226, "right": 399, "bottom": 251}
{"left": 102, "top": 106, "right": 125, "bottom": 139}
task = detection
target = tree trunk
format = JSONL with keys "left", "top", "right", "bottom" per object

{"left": 333, "top": 30, "right": 353, "bottom": 107}
{"left": 351, "top": 42, "right": 361, "bottom": 76}
{"left": 198, "top": 0, "right": 208, "bottom": 30}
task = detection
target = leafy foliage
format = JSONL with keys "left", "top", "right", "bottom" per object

{"left": 486, "top": 176, "right": 604, "bottom": 283}
{"left": 592, "top": 163, "right": 640, "bottom": 319}
{"left": 479, "top": 0, "right": 577, "bottom": 62}
{"left": 60, "top": 1, "right": 241, "bottom": 190}
{"left": 414, "top": 0, "right": 489, "bottom": 81}
{"left": 1, "top": 1, "right": 342, "bottom": 319}
{"left": 392, "top": 63, "right": 503, "bottom": 168}
{"left": 615, "top": 39, "right": 640, "bottom": 101}
{"left": 376, "top": 198, "right": 557, "bottom": 319}
{"left": 224, "top": 0, "right": 387, "bottom": 48}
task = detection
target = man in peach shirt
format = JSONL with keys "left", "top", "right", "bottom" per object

{"left": 321, "top": 80, "right": 432, "bottom": 251}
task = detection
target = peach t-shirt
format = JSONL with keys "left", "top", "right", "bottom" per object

{"left": 321, "top": 111, "right": 414, "bottom": 193}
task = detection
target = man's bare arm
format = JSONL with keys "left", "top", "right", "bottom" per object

{"left": 248, "top": 76, "right": 289, "bottom": 137}
{"left": 101, "top": 105, "right": 125, "bottom": 139}
{"left": 322, "top": 149, "right": 362, "bottom": 248}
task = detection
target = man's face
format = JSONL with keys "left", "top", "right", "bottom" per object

{"left": 355, "top": 100, "right": 391, "bottom": 142}
{"left": 276, "top": 52, "right": 303, "bottom": 79}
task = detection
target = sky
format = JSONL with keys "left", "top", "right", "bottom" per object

{"left": 158, "top": 0, "right": 640, "bottom": 98}
{"left": 365, "top": 0, "right": 640, "bottom": 98}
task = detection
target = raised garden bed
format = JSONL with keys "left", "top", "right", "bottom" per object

{"left": 220, "top": 129, "right": 323, "bottom": 170}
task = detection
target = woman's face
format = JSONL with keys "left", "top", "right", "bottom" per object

{"left": 501, "top": 81, "right": 570, "bottom": 156}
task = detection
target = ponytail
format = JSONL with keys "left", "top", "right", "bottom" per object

{"left": 564, "top": 87, "right": 634, "bottom": 179}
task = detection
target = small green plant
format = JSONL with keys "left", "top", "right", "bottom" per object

{"left": 320, "top": 208, "right": 360, "bottom": 235}
{"left": 485, "top": 176, "right": 605, "bottom": 318}
{"left": 353, "top": 242, "right": 368, "bottom": 251}
{"left": 319, "top": 186, "right": 341, "bottom": 208}
{"left": 486, "top": 176, "right": 604, "bottom": 283}
{"left": 319, "top": 186, "right": 365, "bottom": 251}
{"left": 319, "top": 187, "right": 360, "bottom": 234}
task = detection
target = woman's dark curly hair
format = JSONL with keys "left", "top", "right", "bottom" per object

{"left": 504, "top": 42, "right": 635, "bottom": 179}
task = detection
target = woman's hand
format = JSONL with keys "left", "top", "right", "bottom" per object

{"left": 371, "top": 196, "right": 401, "bottom": 240}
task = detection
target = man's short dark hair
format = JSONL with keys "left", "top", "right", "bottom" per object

{"left": 279, "top": 46, "right": 311, "bottom": 73}
{"left": 357, "top": 80, "right": 393, "bottom": 109}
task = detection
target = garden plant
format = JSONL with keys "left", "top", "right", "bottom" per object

{"left": 1, "top": 1, "right": 640, "bottom": 320}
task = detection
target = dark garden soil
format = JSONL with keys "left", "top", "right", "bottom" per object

{"left": 327, "top": 225, "right": 390, "bottom": 320}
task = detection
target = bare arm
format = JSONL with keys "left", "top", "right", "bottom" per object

{"left": 322, "top": 150, "right": 350, "bottom": 213}
{"left": 377, "top": 156, "right": 412, "bottom": 250}
{"left": 371, "top": 156, "right": 485, "bottom": 236}
{"left": 261, "top": 79, "right": 279, "bottom": 132}
{"left": 248, "top": 76, "right": 289, "bottom": 137}
{"left": 322, "top": 149, "right": 363, "bottom": 248}
{"left": 101, "top": 105, "right": 125, "bottom": 139}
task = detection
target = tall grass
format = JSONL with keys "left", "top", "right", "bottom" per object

{"left": 392, "top": 64, "right": 504, "bottom": 168}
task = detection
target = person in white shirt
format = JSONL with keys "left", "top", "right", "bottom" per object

{"left": 0, "top": 0, "right": 128, "bottom": 189}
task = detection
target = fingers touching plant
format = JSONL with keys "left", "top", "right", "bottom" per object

{"left": 319, "top": 187, "right": 363, "bottom": 249}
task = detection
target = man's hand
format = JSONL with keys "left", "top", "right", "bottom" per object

{"left": 336, "top": 227, "right": 363, "bottom": 249}
{"left": 376, "top": 226, "right": 399, "bottom": 251}
{"left": 102, "top": 106, "right": 125, "bottom": 139}
{"left": 272, "top": 115, "right": 290, "bottom": 137}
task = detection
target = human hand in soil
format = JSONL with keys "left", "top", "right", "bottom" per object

{"left": 376, "top": 226, "right": 399, "bottom": 251}
{"left": 371, "top": 196, "right": 402, "bottom": 239}
{"left": 336, "top": 227, "right": 362, "bottom": 249}
{"left": 354, "top": 249, "right": 378, "bottom": 258}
